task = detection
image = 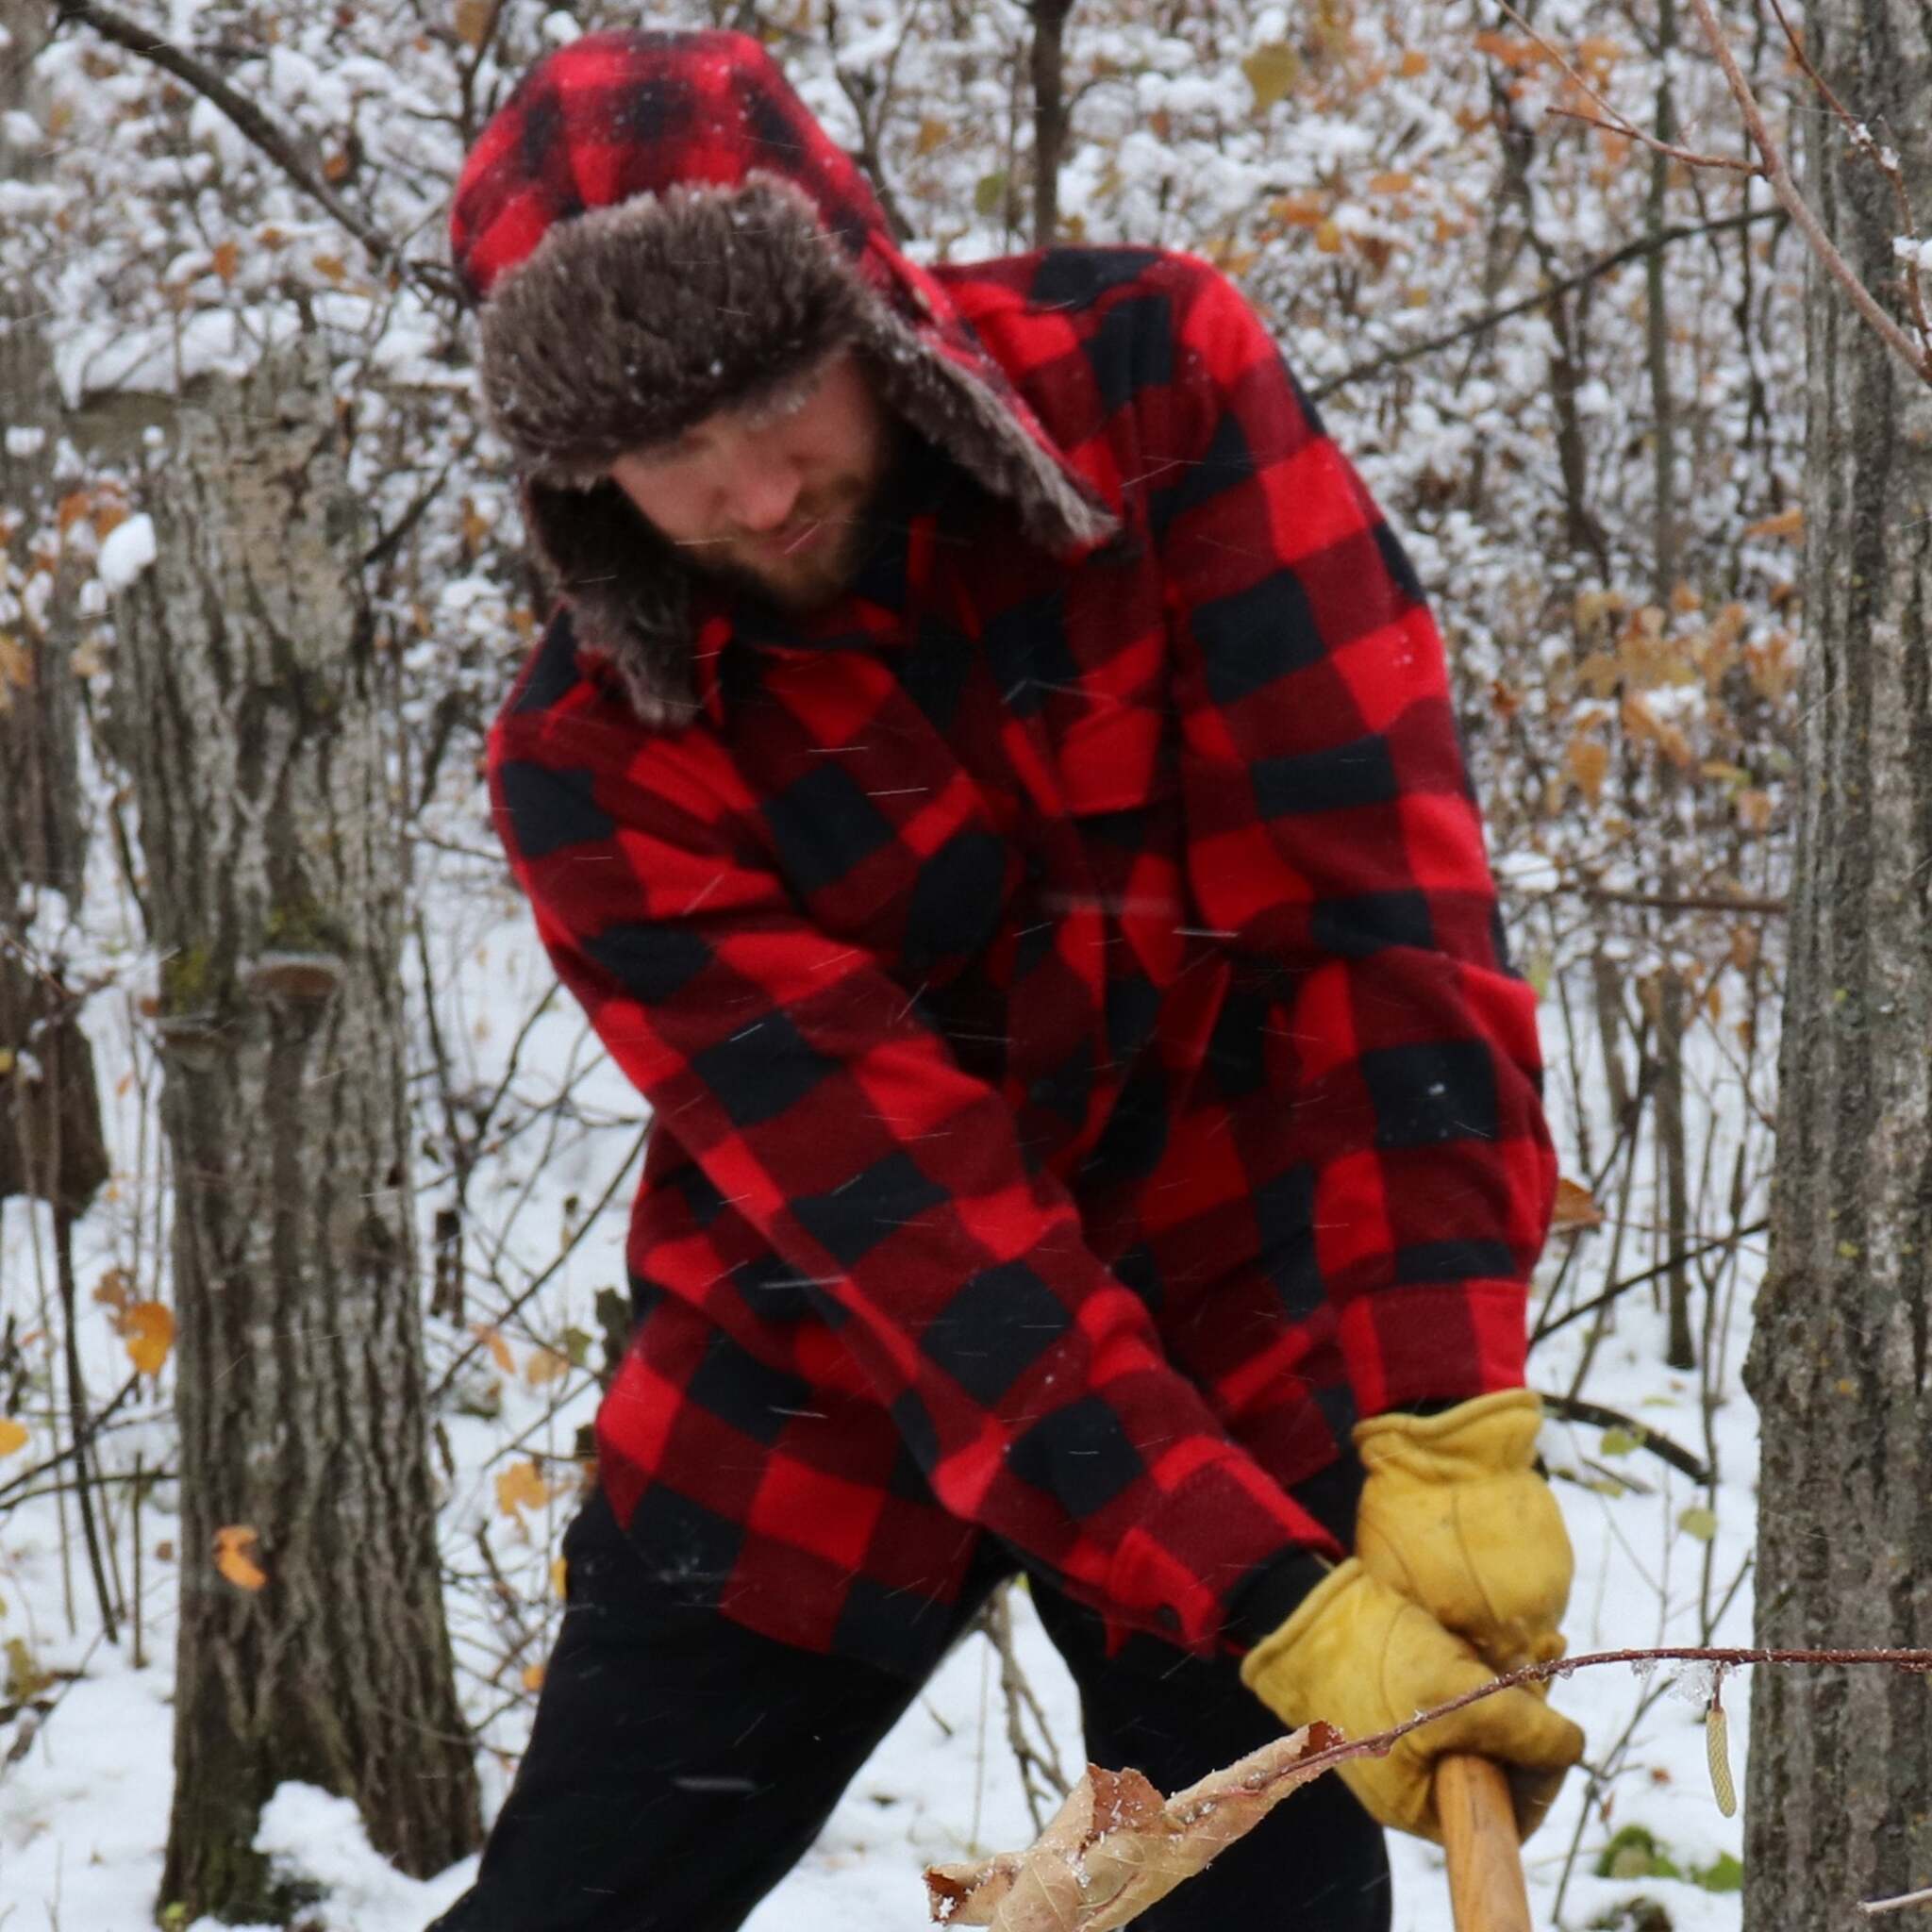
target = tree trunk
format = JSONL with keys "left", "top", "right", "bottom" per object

{"left": 1027, "top": 0, "right": 1074, "bottom": 249}
{"left": 104, "top": 342, "right": 479, "bottom": 1923}
{"left": 1742, "top": 2, "right": 1932, "bottom": 1922}
{"left": 0, "top": 0, "right": 109, "bottom": 1218}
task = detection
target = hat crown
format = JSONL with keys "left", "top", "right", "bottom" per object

{"left": 450, "top": 28, "right": 889, "bottom": 305}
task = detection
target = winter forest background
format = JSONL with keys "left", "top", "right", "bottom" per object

{"left": 2, "top": 2, "right": 1928, "bottom": 1928}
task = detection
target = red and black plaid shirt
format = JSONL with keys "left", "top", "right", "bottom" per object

{"left": 471, "top": 32, "right": 1555, "bottom": 1671}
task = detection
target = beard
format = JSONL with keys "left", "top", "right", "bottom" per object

{"left": 683, "top": 425, "right": 913, "bottom": 615}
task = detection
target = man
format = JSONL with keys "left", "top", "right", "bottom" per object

{"left": 434, "top": 25, "right": 1582, "bottom": 1932}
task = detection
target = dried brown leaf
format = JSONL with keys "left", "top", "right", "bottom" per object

{"left": 525, "top": 1345, "right": 570, "bottom": 1387}
{"left": 1551, "top": 1176, "right": 1605, "bottom": 1232}
{"left": 926, "top": 1724, "right": 1340, "bottom": 1932}
{"left": 1564, "top": 734, "right": 1610, "bottom": 807}
{"left": 1241, "top": 42, "right": 1301, "bottom": 111}
{"left": 121, "top": 1300, "right": 175, "bottom": 1376}
{"left": 1742, "top": 505, "right": 1803, "bottom": 541}
{"left": 495, "top": 1458, "right": 551, "bottom": 1520}
{"left": 473, "top": 1323, "right": 516, "bottom": 1375}
{"left": 214, "top": 1524, "right": 268, "bottom": 1591}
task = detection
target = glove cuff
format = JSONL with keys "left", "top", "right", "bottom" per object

{"left": 1352, "top": 1388, "right": 1543, "bottom": 1480}
{"left": 1224, "top": 1548, "right": 1332, "bottom": 1652}
{"left": 1239, "top": 1557, "right": 1367, "bottom": 1690}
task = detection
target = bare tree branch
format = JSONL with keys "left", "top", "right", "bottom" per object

{"left": 1544, "top": 101, "right": 1758, "bottom": 174}
{"left": 1290, "top": 1642, "right": 1932, "bottom": 1797}
{"left": 1312, "top": 208, "right": 1780, "bottom": 398}
{"left": 1684, "top": 0, "right": 1932, "bottom": 384}
{"left": 1762, "top": 0, "right": 1932, "bottom": 354}
{"left": 1493, "top": 0, "right": 1755, "bottom": 173}
{"left": 1858, "top": 1885, "right": 1932, "bottom": 1918}
{"left": 1537, "top": 1390, "right": 1711, "bottom": 1483}
{"left": 1532, "top": 1221, "right": 1771, "bottom": 1346}
{"left": 49, "top": 0, "right": 458, "bottom": 300}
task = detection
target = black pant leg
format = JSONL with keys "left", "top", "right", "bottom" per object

{"left": 1028, "top": 1584, "right": 1391, "bottom": 1932}
{"left": 427, "top": 1491, "right": 950, "bottom": 1932}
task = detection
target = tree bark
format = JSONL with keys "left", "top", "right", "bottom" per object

{"left": 104, "top": 342, "right": 479, "bottom": 1922}
{"left": 0, "top": 0, "right": 109, "bottom": 1217}
{"left": 1027, "top": 0, "right": 1074, "bottom": 249}
{"left": 1742, "top": 2, "right": 1932, "bottom": 1922}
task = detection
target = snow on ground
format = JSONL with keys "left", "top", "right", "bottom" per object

{"left": 1, "top": 858, "right": 1760, "bottom": 1929}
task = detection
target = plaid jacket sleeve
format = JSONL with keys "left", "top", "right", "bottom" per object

{"left": 491, "top": 697, "right": 1338, "bottom": 1650}
{"left": 1157, "top": 266, "right": 1556, "bottom": 1418}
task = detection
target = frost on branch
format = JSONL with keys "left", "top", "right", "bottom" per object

{"left": 924, "top": 1722, "right": 1341, "bottom": 1932}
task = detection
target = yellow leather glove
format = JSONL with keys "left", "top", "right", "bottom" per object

{"left": 1241, "top": 1559, "right": 1583, "bottom": 1843}
{"left": 1354, "top": 1390, "right": 1573, "bottom": 1672}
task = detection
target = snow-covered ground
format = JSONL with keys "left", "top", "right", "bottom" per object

{"left": 1, "top": 868, "right": 1760, "bottom": 1932}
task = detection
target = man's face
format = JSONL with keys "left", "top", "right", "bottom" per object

{"left": 608, "top": 349, "right": 901, "bottom": 612}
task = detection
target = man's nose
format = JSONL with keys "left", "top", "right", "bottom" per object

{"left": 723, "top": 458, "right": 803, "bottom": 534}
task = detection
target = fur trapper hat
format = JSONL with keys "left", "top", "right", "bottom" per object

{"left": 452, "top": 28, "right": 1116, "bottom": 725}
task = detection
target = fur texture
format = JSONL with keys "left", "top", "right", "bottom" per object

{"left": 477, "top": 176, "right": 1116, "bottom": 724}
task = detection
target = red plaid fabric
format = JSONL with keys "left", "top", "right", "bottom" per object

{"left": 475, "top": 32, "right": 1555, "bottom": 1668}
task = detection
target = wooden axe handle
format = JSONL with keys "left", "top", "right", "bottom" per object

{"left": 1437, "top": 1754, "right": 1532, "bottom": 1932}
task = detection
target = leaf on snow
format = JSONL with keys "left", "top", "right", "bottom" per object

{"left": 925, "top": 1722, "right": 1341, "bottom": 1932}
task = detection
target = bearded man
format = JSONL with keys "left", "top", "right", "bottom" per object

{"left": 431, "top": 26, "right": 1582, "bottom": 1932}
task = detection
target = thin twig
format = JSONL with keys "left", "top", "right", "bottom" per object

{"left": 1491, "top": 0, "right": 1753, "bottom": 173}
{"left": 362, "top": 426, "right": 481, "bottom": 569}
{"left": 1762, "top": 0, "right": 1932, "bottom": 355}
{"left": 53, "top": 1206, "right": 117, "bottom": 1643}
{"left": 1491, "top": 0, "right": 1629, "bottom": 140}
{"left": 0, "top": 1468, "right": 175, "bottom": 1507}
{"left": 50, "top": 0, "right": 457, "bottom": 300}
{"left": 1537, "top": 1391, "right": 1710, "bottom": 1484}
{"left": 427, "top": 1122, "right": 648, "bottom": 1403}
{"left": 1311, "top": 208, "right": 1780, "bottom": 399}
{"left": 1683, "top": 0, "right": 1932, "bottom": 384}
{"left": 0, "top": 1632, "right": 107, "bottom": 1790}
{"left": 1264, "top": 1643, "right": 1932, "bottom": 1798}
{"left": 1544, "top": 103, "right": 1757, "bottom": 174}
{"left": 1859, "top": 1884, "right": 1932, "bottom": 1918}
{"left": 0, "top": 1372, "right": 142, "bottom": 1507}
{"left": 1583, "top": 885, "right": 1786, "bottom": 915}
{"left": 1533, "top": 1221, "right": 1770, "bottom": 1344}
{"left": 974, "top": 1583, "right": 1069, "bottom": 1830}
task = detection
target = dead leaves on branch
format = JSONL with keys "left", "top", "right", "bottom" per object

{"left": 925, "top": 1723, "right": 1340, "bottom": 1932}
{"left": 1550, "top": 1176, "right": 1606, "bottom": 1233}
{"left": 94, "top": 1269, "right": 175, "bottom": 1378}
